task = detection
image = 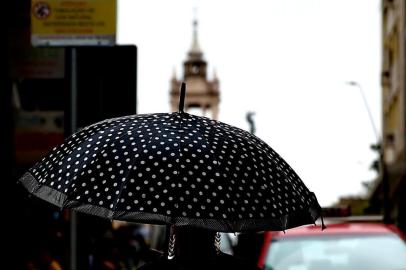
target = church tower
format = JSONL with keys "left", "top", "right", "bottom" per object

{"left": 170, "top": 20, "right": 220, "bottom": 119}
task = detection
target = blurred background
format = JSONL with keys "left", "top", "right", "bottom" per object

{"left": 2, "top": 0, "right": 406, "bottom": 269}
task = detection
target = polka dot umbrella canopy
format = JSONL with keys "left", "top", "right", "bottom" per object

{"left": 19, "top": 83, "right": 323, "bottom": 232}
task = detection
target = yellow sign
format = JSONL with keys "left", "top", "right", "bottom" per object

{"left": 31, "top": 0, "right": 116, "bottom": 46}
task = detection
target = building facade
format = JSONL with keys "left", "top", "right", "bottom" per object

{"left": 377, "top": 0, "right": 406, "bottom": 231}
{"left": 170, "top": 20, "right": 220, "bottom": 119}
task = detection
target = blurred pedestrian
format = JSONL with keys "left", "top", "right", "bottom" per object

{"left": 36, "top": 248, "right": 63, "bottom": 270}
{"left": 234, "top": 232, "right": 264, "bottom": 266}
{"left": 92, "top": 231, "right": 121, "bottom": 270}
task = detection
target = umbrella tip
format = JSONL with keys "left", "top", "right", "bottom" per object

{"left": 178, "top": 82, "right": 186, "bottom": 113}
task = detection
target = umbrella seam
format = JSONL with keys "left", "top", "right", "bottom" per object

{"left": 206, "top": 120, "right": 235, "bottom": 231}
{"left": 61, "top": 116, "right": 136, "bottom": 209}
{"left": 110, "top": 114, "right": 169, "bottom": 218}
{"left": 174, "top": 112, "right": 186, "bottom": 224}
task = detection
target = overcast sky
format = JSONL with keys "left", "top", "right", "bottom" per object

{"left": 117, "top": 0, "right": 382, "bottom": 207}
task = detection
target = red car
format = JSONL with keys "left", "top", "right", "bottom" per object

{"left": 258, "top": 222, "right": 406, "bottom": 270}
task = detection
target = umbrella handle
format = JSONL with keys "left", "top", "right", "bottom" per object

{"left": 165, "top": 225, "right": 175, "bottom": 260}
{"left": 178, "top": 82, "right": 186, "bottom": 113}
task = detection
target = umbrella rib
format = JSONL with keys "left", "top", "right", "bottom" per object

{"left": 64, "top": 117, "right": 133, "bottom": 214}
{"left": 109, "top": 117, "right": 155, "bottom": 219}
{"left": 58, "top": 118, "right": 124, "bottom": 208}
{"left": 110, "top": 113, "right": 180, "bottom": 223}
{"left": 109, "top": 114, "right": 171, "bottom": 220}
{"left": 59, "top": 128, "right": 100, "bottom": 209}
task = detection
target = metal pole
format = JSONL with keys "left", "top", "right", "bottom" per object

{"left": 346, "top": 81, "right": 390, "bottom": 223}
{"left": 70, "top": 47, "right": 78, "bottom": 270}
{"left": 381, "top": 152, "right": 390, "bottom": 223}
{"left": 346, "top": 81, "right": 379, "bottom": 141}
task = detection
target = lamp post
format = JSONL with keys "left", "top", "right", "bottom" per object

{"left": 246, "top": 112, "right": 256, "bottom": 134}
{"left": 346, "top": 81, "right": 390, "bottom": 223}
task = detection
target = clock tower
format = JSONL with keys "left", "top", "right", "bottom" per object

{"left": 170, "top": 20, "right": 220, "bottom": 119}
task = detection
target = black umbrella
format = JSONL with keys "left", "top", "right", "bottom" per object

{"left": 20, "top": 83, "right": 323, "bottom": 233}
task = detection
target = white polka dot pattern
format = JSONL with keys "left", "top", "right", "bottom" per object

{"left": 20, "top": 112, "right": 321, "bottom": 232}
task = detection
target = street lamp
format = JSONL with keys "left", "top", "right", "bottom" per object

{"left": 345, "top": 81, "right": 390, "bottom": 223}
{"left": 346, "top": 81, "right": 379, "bottom": 141}
{"left": 246, "top": 111, "right": 256, "bottom": 134}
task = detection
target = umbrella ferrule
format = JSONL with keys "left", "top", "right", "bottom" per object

{"left": 178, "top": 82, "right": 186, "bottom": 113}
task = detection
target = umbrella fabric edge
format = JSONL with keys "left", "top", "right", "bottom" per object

{"left": 19, "top": 172, "right": 322, "bottom": 232}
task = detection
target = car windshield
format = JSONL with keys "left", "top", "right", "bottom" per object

{"left": 265, "top": 234, "right": 406, "bottom": 270}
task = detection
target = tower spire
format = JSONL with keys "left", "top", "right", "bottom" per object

{"left": 189, "top": 9, "right": 202, "bottom": 59}
{"left": 190, "top": 19, "right": 201, "bottom": 53}
{"left": 190, "top": 4, "right": 201, "bottom": 53}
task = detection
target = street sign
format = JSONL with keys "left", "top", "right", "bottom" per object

{"left": 31, "top": 0, "right": 116, "bottom": 46}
